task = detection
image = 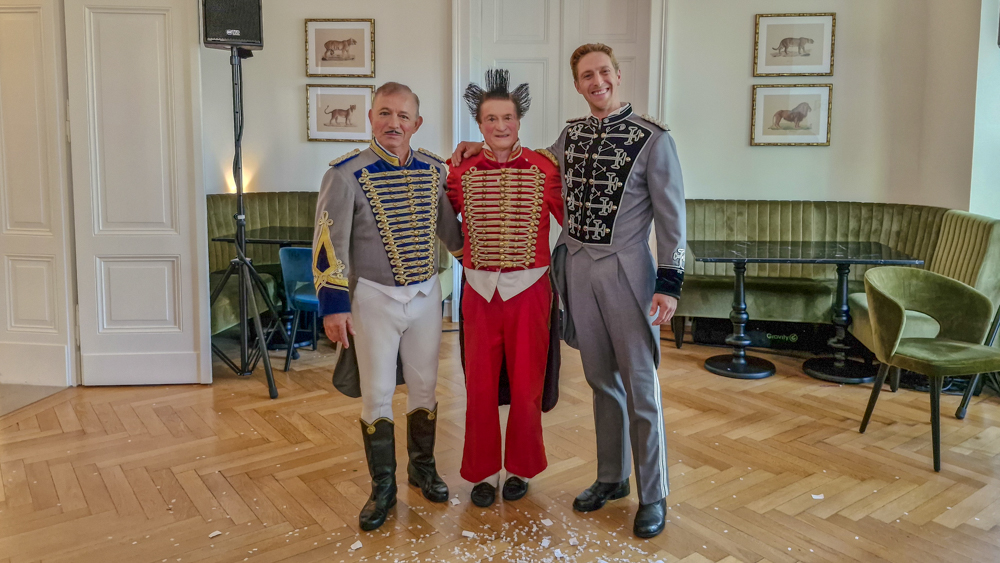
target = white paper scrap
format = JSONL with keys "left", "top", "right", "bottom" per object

{"left": 541, "top": 519, "right": 553, "bottom": 526}
{"left": 554, "top": 548, "right": 564, "bottom": 558}
{"left": 462, "top": 530, "right": 476, "bottom": 538}
{"left": 450, "top": 497, "right": 461, "bottom": 506}
{"left": 811, "top": 494, "right": 825, "bottom": 500}
{"left": 208, "top": 531, "right": 222, "bottom": 538}
{"left": 541, "top": 538, "right": 551, "bottom": 548}
{"left": 349, "top": 540, "right": 363, "bottom": 551}
{"left": 569, "top": 538, "right": 579, "bottom": 546}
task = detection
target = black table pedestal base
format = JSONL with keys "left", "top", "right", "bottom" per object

{"left": 705, "top": 354, "right": 776, "bottom": 380}
{"left": 802, "top": 357, "right": 877, "bottom": 384}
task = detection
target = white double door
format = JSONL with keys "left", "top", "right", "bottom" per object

{"left": 454, "top": 0, "right": 665, "bottom": 255}
{"left": 0, "top": 0, "right": 210, "bottom": 387}
{"left": 456, "top": 0, "right": 664, "bottom": 151}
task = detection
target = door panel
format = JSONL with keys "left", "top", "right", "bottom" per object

{"left": 65, "top": 0, "right": 210, "bottom": 385}
{"left": 0, "top": 0, "right": 75, "bottom": 386}
{"left": 478, "top": 0, "right": 563, "bottom": 151}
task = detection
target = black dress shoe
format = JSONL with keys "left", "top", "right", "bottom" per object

{"left": 572, "top": 479, "right": 630, "bottom": 512}
{"left": 502, "top": 477, "right": 528, "bottom": 501}
{"left": 633, "top": 498, "right": 666, "bottom": 538}
{"left": 471, "top": 482, "right": 496, "bottom": 507}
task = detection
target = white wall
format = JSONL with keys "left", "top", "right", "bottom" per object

{"left": 201, "top": 0, "right": 452, "bottom": 194}
{"left": 662, "top": 0, "right": 982, "bottom": 208}
{"left": 971, "top": 0, "right": 1000, "bottom": 219}
{"left": 201, "top": 0, "right": 987, "bottom": 210}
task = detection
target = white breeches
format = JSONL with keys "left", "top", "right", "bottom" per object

{"left": 352, "top": 279, "right": 443, "bottom": 422}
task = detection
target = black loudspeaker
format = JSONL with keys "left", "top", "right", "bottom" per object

{"left": 203, "top": 0, "right": 263, "bottom": 50}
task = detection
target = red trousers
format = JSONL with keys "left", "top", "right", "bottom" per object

{"left": 460, "top": 276, "right": 551, "bottom": 483}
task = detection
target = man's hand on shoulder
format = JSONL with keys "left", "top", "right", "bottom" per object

{"left": 323, "top": 313, "right": 355, "bottom": 349}
{"left": 450, "top": 141, "right": 484, "bottom": 167}
{"left": 649, "top": 294, "right": 677, "bottom": 326}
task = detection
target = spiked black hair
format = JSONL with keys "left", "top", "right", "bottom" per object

{"left": 463, "top": 68, "right": 531, "bottom": 123}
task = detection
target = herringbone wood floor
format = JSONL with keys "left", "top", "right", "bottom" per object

{"left": 3, "top": 327, "right": 1000, "bottom": 563}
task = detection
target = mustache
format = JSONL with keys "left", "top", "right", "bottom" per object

{"left": 382, "top": 129, "right": 403, "bottom": 135}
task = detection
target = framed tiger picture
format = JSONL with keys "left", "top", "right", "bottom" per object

{"left": 754, "top": 13, "right": 835, "bottom": 77}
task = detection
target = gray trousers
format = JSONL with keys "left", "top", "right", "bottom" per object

{"left": 564, "top": 249, "right": 670, "bottom": 504}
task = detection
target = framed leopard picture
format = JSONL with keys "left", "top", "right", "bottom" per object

{"left": 754, "top": 13, "right": 835, "bottom": 77}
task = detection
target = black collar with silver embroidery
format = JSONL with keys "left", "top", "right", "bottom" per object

{"left": 564, "top": 104, "right": 650, "bottom": 245}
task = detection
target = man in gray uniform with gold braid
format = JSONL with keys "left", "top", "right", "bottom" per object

{"left": 313, "top": 82, "right": 463, "bottom": 531}
{"left": 453, "top": 44, "right": 685, "bottom": 538}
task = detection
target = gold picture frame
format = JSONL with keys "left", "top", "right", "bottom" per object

{"left": 751, "top": 84, "right": 832, "bottom": 146}
{"left": 754, "top": 13, "right": 835, "bottom": 77}
{"left": 305, "top": 19, "right": 375, "bottom": 78}
{"left": 306, "top": 84, "right": 374, "bottom": 142}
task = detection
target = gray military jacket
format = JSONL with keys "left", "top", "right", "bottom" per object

{"left": 548, "top": 103, "right": 687, "bottom": 347}
{"left": 312, "top": 142, "right": 464, "bottom": 317}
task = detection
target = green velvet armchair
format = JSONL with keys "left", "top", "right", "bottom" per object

{"left": 848, "top": 210, "right": 1000, "bottom": 359}
{"left": 858, "top": 267, "right": 1000, "bottom": 472}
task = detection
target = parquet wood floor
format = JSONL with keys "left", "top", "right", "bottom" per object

{"left": 3, "top": 328, "right": 1000, "bottom": 563}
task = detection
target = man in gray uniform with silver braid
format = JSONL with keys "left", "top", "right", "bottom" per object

{"left": 554, "top": 43, "right": 685, "bottom": 539}
{"left": 314, "top": 82, "right": 463, "bottom": 532}
{"left": 454, "top": 43, "right": 685, "bottom": 538}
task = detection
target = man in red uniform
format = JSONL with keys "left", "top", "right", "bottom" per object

{"left": 447, "top": 70, "right": 564, "bottom": 507}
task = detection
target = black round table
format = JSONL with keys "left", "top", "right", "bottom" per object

{"left": 688, "top": 241, "right": 923, "bottom": 383}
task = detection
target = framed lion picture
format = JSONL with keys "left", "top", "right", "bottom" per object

{"left": 307, "top": 84, "right": 373, "bottom": 142}
{"left": 751, "top": 84, "right": 832, "bottom": 146}
{"left": 754, "top": 13, "right": 835, "bottom": 77}
{"left": 306, "top": 19, "right": 375, "bottom": 77}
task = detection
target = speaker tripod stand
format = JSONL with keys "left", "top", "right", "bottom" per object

{"left": 209, "top": 46, "right": 286, "bottom": 399}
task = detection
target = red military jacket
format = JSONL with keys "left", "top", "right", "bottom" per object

{"left": 446, "top": 143, "right": 564, "bottom": 271}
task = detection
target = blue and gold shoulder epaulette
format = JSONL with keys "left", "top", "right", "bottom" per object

{"left": 566, "top": 115, "right": 589, "bottom": 123}
{"left": 640, "top": 114, "right": 670, "bottom": 131}
{"left": 329, "top": 149, "right": 362, "bottom": 167}
{"left": 417, "top": 148, "right": 447, "bottom": 165}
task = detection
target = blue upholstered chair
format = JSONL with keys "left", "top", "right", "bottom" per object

{"left": 278, "top": 247, "right": 320, "bottom": 371}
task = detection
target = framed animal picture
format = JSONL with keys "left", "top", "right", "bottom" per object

{"left": 751, "top": 84, "right": 832, "bottom": 146}
{"left": 754, "top": 13, "right": 835, "bottom": 77}
{"left": 305, "top": 19, "right": 375, "bottom": 77}
{"left": 306, "top": 84, "right": 373, "bottom": 142}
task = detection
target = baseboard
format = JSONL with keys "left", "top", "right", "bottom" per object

{"left": 81, "top": 351, "right": 202, "bottom": 385}
{"left": 0, "top": 341, "right": 71, "bottom": 386}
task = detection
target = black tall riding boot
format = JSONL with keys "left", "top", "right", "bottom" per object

{"left": 359, "top": 418, "right": 397, "bottom": 531}
{"left": 406, "top": 406, "right": 449, "bottom": 502}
